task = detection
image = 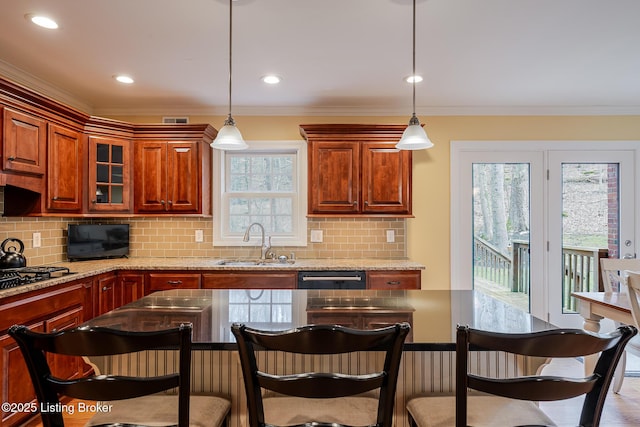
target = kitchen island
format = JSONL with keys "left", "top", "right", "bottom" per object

{"left": 82, "top": 289, "right": 554, "bottom": 427}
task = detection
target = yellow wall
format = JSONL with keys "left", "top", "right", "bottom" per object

{"left": 107, "top": 114, "right": 640, "bottom": 289}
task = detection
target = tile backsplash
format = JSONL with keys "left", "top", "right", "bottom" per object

{"left": 0, "top": 188, "right": 406, "bottom": 265}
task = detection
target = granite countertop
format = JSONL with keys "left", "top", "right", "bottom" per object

{"left": 0, "top": 257, "right": 425, "bottom": 298}
{"left": 83, "top": 289, "right": 555, "bottom": 350}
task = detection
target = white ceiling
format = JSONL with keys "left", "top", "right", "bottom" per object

{"left": 1, "top": 0, "right": 639, "bottom": 117}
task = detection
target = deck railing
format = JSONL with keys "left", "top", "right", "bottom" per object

{"left": 474, "top": 238, "right": 608, "bottom": 311}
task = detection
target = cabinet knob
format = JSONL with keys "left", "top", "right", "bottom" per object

{"left": 102, "top": 286, "right": 111, "bottom": 291}
{"left": 168, "top": 200, "right": 172, "bottom": 205}
{"left": 160, "top": 200, "right": 165, "bottom": 205}
{"left": 353, "top": 201, "right": 358, "bottom": 205}
{"left": 7, "top": 156, "right": 15, "bottom": 161}
{"left": 91, "top": 199, "right": 97, "bottom": 204}
{"left": 52, "top": 197, "right": 58, "bottom": 201}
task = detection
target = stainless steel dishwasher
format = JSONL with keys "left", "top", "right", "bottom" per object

{"left": 297, "top": 270, "right": 366, "bottom": 289}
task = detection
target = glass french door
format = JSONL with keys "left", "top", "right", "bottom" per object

{"left": 452, "top": 149, "right": 545, "bottom": 319}
{"left": 547, "top": 150, "right": 636, "bottom": 327}
{"left": 452, "top": 142, "right": 637, "bottom": 327}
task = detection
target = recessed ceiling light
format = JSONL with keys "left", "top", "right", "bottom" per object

{"left": 25, "top": 14, "right": 59, "bottom": 29}
{"left": 405, "top": 75, "right": 423, "bottom": 84}
{"left": 114, "top": 75, "right": 134, "bottom": 84}
{"left": 261, "top": 75, "right": 282, "bottom": 85}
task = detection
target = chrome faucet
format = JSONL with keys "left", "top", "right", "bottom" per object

{"left": 242, "top": 223, "right": 272, "bottom": 260}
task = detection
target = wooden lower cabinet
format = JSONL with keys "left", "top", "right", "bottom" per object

{"left": 367, "top": 270, "right": 421, "bottom": 289}
{"left": 45, "top": 307, "right": 84, "bottom": 381}
{"left": 0, "top": 322, "right": 44, "bottom": 427}
{"left": 119, "top": 273, "right": 145, "bottom": 304}
{"left": 202, "top": 271, "right": 296, "bottom": 289}
{"left": 97, "top": 274, "right": 118, "bottom": 315}
{"left": 0, "top": 283, "right": 85, "bottom": 427}
{"left": 146, "top": 273, "right": 201, "bottom": 293}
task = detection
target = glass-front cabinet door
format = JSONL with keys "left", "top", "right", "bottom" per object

{"left": 87, "top": 136, "right": 132, "bottom": 212}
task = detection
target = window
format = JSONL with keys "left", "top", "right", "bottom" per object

{"left": 213, "top": 140, "right": 307, "bottom": 246}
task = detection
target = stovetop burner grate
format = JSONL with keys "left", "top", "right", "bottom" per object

{"left": 0, "top": 266, "right": 74, "bottom": 290}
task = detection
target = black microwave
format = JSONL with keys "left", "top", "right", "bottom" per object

{"left": 67, "top": 224, "right": 130, "bottom": 261}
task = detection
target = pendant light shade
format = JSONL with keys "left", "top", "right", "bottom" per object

{"left": 212, "top": 117, "right": 247, "bottom": 150}
{"left": 211, "top": 0, "right": 247, "bottom": 151}
{"left": 397, "top": 114, "right": 433, "bottom": 150}
{"left": 396, "top": 0, "right": 434, "bottom": 151}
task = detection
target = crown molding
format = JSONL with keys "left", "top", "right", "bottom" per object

{"left": 0, "top": 60, "right": 94, "bottom": 114}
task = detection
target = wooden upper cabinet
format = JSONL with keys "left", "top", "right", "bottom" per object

{"left": 362, "top": 142, "right": 411, "bottom": 214}
{"left": 167, "top": 142, "right": 200, "bottom": 212}
{"left": 47, "top": 123, "right": 83, "bottom": 212}
{"left": 308, "top": 141, "right": 361, "bottom": 214}
{"left": 134, "top": 140, "right": 203, "bottom": 213}
{"left": 87, "top": 136, "right": 132, "bottom": 213}
{"left": 2, "top": 107, "right": 46, "bottom": 176}
{"left": 300, "top": 124, "right": 412, "bottom": 217}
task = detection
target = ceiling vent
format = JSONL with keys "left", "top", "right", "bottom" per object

{"left": 163, "top": 117, "right": 189, "bottom": 124}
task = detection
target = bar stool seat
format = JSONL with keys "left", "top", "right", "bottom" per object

{"left": 262, "top": 395, "right": 378, "bottom": 426}
{"left": 407, "top": 394, "right": 556, "bottom": 427}
{"left": 86, "top": 395, "right": 231, "bottom": 427}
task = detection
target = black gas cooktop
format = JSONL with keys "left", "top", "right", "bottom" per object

{"left": 0, "top": 266, "right": 75, "bottom": 290}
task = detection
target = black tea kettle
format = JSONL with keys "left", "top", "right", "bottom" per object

{"left": 0, "top": 238, "right": 27, "bottom": 269}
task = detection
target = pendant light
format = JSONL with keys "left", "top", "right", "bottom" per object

{"left": 396, "top": 0, "right": 434, "bottom": 150}
{"left": 211, "top": 0, "right": 248, "bottom": 150}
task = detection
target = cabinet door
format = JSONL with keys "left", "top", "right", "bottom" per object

{"left": 147, "top": 273, "right": 201, "bottom": 292}
{"left": 2, "top": 108, "right": 46, "bottom": 176}
{"left": 88, "top": 136, "right": 132, "bottom": 212}
{"left": 134, "top": 141, "right": 167, "bottom": 212}
{"left": 362, "top": 142, "right": 412, "bottom": 215}
{"left": 120, "top": 273, "right": 145, "bottom": 304}
{"left": 97, "top": 275, "right": 118, "bottom": 315}
{"left": 45, "top": 307, "right": 83, "bottom": 381}
{"left": 308, "top": 141, "right": 360, "bottom": 214}
{"left": 367, "top": 270, "right": 421, "bottom": 290}
{"left": 0, "top": 322, "right": 44, "bottom": 427}
{"left": 167, "top": 142, "right": 199, "bottom": 212}
{"left": 202, "top": 272, "right": 297, "bottom": 289}
{"left": 47, "top": 124, "right": 83, "bottom": 211}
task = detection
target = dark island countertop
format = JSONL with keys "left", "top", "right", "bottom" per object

{"left": 82, "top": 288, "right": 554, "bottom": 351}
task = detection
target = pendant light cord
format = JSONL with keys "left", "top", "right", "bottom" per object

{"left": 412, "top": 0, "right": 416, "bottom": 118}
{"left": 226, "top": 0, "right": 234, "bottom": 125}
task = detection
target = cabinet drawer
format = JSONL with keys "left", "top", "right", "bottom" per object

{"left": 202, "top": 272, "right": 296, "bottom": 289}
{"left": 147, "top": 273, "right": 201, "bottom": 291}
{"left": 367, "top": 270, "right": 421, "bottom": 290}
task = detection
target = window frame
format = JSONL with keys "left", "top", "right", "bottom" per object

{"left": 212, "top": 140, "right": 308, "bottom": 246}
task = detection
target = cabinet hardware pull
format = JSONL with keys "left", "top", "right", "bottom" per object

{"left": 160, "top": 200, "right": 165, "bottom": 204}
{"left": 102, "top": 286, "right": 111, "bottom": 291}
{"left": 167, "top": 280, "right": 183, "bottom": 285}
{"left": 52, "top": 197, "right": 58, "bottom": 201}
{"left": 168, "top": 200, "right": 172, "bottom": 204}
{"left": 386, "top": 281, "right": 401, "bottom": 285}
{"left": 7, "top": 156, "right": 15, "bottom": 161}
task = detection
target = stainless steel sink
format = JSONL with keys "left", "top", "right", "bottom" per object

{"left": 216, "top": 259, "right": 295, "bottom": 266}
{"left": 216, "top": 260, "right": 262, "bottom": 266}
